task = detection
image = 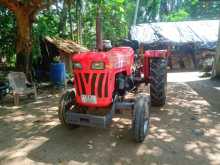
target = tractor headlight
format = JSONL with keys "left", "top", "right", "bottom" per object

{"left": 73, "top": 62, "right": 82, "bottom": 69}
{"left": 91, "top": 61, "right": 105, "bottom": 70}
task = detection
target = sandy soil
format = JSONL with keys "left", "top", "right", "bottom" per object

{"left": 0, "top": 72, "right": 220, "bottom": 165}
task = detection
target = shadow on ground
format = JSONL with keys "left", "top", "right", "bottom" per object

{"left": 0, "top": 74, "right": 220, "bottom": 165}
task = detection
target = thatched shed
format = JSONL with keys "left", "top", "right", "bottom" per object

{"left": 41, "top": 36, "right": 89, "bottom": 75}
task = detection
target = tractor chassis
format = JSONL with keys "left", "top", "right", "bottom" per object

{"left": 58, "top": 47, "right": 168, "bottom": 142}
{"left": 65, "top": 96, "right": 139, "bottom": 128}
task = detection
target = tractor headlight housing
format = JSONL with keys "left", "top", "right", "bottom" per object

{"left": 73, "top": 62, "right": 82, "bottom": 69}
{"left": 91, "top": 61, "right": 105, "bottom": 70}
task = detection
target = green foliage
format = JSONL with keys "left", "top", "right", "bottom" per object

{"left": 138, "top": 0, "right": 220, "bottom": 22}
{"left": 164, "top": 0, "right": 220, "bottom": 22}
{"left": 166, "top": 9, "right": 189, "bottom": 22}
{"left": 102, "top": 0, "right": 128, "bottom": 44}
{"left": 65, "top": 0, "right": 132, "bottom": 48}
{"left": 32, "top": 8, "right": 60, "bottom": 60}
{"left": 34, "top": 10, "right": 60, "bottom": 37}
{"left": 1, "top": 0, "right": 220, "bottom": 67}
{"left": 0, "top": 7, "right": 16, "bottom": 66}
{"left": 185, "top": 0, "right": 220, "bottom": 20}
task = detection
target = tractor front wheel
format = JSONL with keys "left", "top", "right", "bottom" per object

{"left": 150, "top": 58, "right": 167, "bottom": 106}
{"left": 58, "top": 90, "right": 79, "bottom": 129}
{"left": 132, "top": 96, "right": 150, "bottom": 143}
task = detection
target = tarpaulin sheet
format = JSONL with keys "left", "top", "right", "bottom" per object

{"left": 130, "top": 20, "right": 219, "bottom": 45}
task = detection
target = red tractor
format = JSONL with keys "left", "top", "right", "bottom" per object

{"left": 59, "top": 46, "right": 168, "bottom": 142}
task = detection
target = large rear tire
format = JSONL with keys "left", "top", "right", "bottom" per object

{"left": 132, "top": 96, "right": 150, "bottom": 143}
{"left": 58, "top": 91, "right": 79, "bottom": 129}
{"left": 150, "top": 58, "right": 167, "bottom": 106}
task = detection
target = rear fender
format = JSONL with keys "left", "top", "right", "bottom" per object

{"left": 143, "top": 50, "right": 169, "bottom": 82}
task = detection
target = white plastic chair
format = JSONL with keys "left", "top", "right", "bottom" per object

{"left": 8, "top": 72, "right": 37, "bottom": 105}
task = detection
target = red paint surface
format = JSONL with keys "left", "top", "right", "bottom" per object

{"left": 72, "top": 47, "right": 134, "bottom": 107}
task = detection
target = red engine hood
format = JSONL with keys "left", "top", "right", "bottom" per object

{"left": 72, "top": 47, "right": 134, "bottom": 69}
{"left": 72, "top": 51, "right": 108, "bottom": 62}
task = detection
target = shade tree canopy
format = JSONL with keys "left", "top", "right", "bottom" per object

{"left": 0, "top": 0, "right": 220, "bottom": 75}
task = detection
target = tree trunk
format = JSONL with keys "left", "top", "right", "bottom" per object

{"left": 15, "top": 10, "right": 32, "bottom": 75}
{"left": 212, "top": 22, "right": 220, "bottom": 78}
{"left": 59, "top": 0, "right": 68, "bottom": 37}
{"left": 0, "top": 0, "right": 53, "bottom": 80}
{"left": 68, "top": 3, "right": 73, "bottom": 40}
{"left": 79, "top": 13, "right": 82, "bottom": 44}
{"left": 96, "top": 5, "right": 103, "bottom": 51}
{"left": 133, "top": 0, "right": 140, "bottom": 25}
{"left": 75, "top": 1, "right": 81, "bottom": 44}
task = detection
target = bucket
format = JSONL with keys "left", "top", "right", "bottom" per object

{"left": 50, "top": 63, "right": 65, "bottom": 86}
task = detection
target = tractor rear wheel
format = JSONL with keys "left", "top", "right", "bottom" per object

{"left": 132, "top": 96, "right": 150, "bottom": 143}
{"left": 150, "top": 58, "right": 167, "bottom": 106}
{"left": 58, "top": 91, "right": 79, "bottom": 129}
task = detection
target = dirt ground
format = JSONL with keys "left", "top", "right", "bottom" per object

{"left": 0, "top": 71, "right": 220, "bottom": 165}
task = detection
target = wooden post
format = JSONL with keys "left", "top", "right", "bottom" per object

{"left": 14, "top": 93, "right": 19, "bottom": 106}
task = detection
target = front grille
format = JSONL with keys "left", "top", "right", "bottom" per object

{"left": 85, "top": 73, "right": 90, "bottom": 83}
{"left": 79, "top": 73, "right": 86, "bottom": 94}
{"left": 75, "top": 72, "right": 108, "bottom": 98}
{"left": 91, "top": 73, "right": 97, "bottom": 95}
{"left": 105, "top": 74, "right": 108, "bottom": 97}
{"left": 98, "top": 73, "right": 105, "bottom": 97}
{"left": 74, "top": 74, "right": 80, "bottom": 94}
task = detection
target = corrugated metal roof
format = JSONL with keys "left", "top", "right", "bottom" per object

{"left": 130, "top": 20, "right": 219, "bottom": 44}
